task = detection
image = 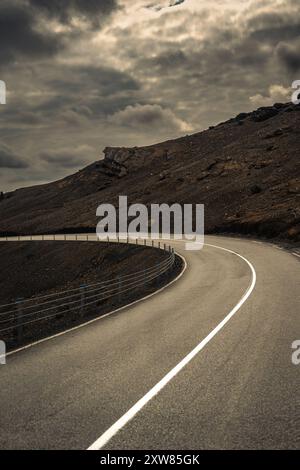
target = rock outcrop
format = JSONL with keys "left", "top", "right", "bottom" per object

{"left": 102, "top": 145, "right": 174, "bottom": 177}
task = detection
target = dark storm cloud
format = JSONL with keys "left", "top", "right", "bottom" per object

{"left": 171, "top": 0, "right": 185, "bottom": 6}
{"left": 28, "top": 0, "right": 119, "bottom": 27}
{"left": 0, "top": 144, "right": 28, "bottom": 168}
{"left": 46, "top": 65, "right": 139, "bottom": 97}
{"left": 40, "top": 149, "right": 84, "bottom": 168}
{"left": 146, "top": 0, "right": 185, "bottom": 12}
{"left": 245, "top": 4, "right": 300, "bottom": 44}
{"left": 0, "top": 61, "right": 140, "bottom": 135}
{"left": 109, "top": 103, "right": 190, "bottom": 133}
{"left": 276, "top": 42, "right": 300, "bottom": 72}
{"left": 1, "top": 0, "right": 300, "bottom": 192}
{"left": 0, "top": 0, "right": 120, "bottom": 66}
{"left": 27, "top": 64, "right": 141, "bottom": 123}
{"left": 153, "top": 49, "right": 188, "bottom": 68}
{"left": 126, "top": 0, "right": 300, "bottom": 108}
{"left": 250, "top": 24, "right": 300, "bottom": 43}
{"left": 0, "top": 1, "right": 61, "bottom": 65}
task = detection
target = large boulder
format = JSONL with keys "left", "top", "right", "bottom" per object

{"left": 102, "top": 145, "right": 168, "bottom": 176}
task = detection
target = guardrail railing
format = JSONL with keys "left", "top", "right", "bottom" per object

{"left": 0, "top": 235, "right": 177, "bottom": 345}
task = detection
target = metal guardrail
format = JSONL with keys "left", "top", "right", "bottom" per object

{"left": 0, "top": 235, "right": 177, "bottom": 343}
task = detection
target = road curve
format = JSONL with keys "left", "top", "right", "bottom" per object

{"left": 0, "top": 235, "right": 299, "bottom": 449}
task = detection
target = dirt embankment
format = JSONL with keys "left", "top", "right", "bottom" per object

{"left": 0, "top": 241, "right": 183, "bottom": 350}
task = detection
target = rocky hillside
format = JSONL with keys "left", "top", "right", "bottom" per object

{"left": 0, "top": 102, "right": 299, "bottom": 242}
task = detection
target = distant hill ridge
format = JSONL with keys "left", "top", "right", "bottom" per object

{"left": 0, "top": 101, "right": 299, "bottom": 241}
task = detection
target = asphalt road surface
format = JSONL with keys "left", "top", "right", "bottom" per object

{"left": 0, "top": 235, "right": 299, "bottom": 450}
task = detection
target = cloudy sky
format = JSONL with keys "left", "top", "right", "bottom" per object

{"left": 0, "top": 0, "right": 299, "bottom": 191}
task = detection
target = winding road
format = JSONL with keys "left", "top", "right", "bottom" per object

{"left": 0, "top": 235, "right": 299, "bottom": 450}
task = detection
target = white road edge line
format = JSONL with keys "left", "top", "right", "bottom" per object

{"left": 88, "top": 242, "right": 257, "bottom": 450}
{"left": 4, "top": 247, "right": 187, "bottom": 359}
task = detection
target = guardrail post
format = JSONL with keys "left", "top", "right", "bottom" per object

{"left": 15, "top": 298, "right": 24, "bottom": 344}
